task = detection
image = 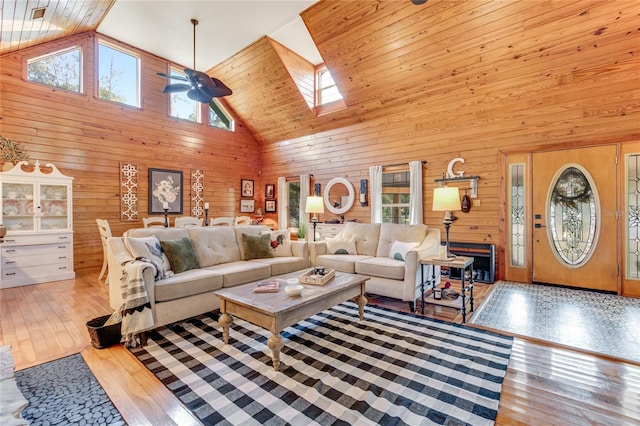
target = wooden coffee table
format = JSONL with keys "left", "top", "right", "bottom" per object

{"left": 215, "top": 270, "right": 369, "bottom": 371}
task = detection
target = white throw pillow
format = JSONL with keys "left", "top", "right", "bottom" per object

{"left": 389, "top": 240, "right": 420, "bottom": 261}
{"left": 325, "top": 237, "right": 357, "bottom": 255}
{"left": 124, "top": 236, "right": 173, "bottom": 279}
{"left": 261, "top": 230, "right": 292, "bottom": 257}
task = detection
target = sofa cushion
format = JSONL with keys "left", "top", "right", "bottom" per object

{"left": 250, "top": 257, "right": 307, "bottom": 275}
{"left": 315, "top": 254, "right": 372, "bottom": 274}
{"left": 376, "top": 223, "right": 428, "bottom": 258}
{"left": 125, "top": 227, "right": 189, "bottom": 240}
{"left": 187, "top": 226, "right": 240, "bottom": 266}
{"left": 338, "top": 223, "right": 381, "bottom": 256}
{"left": 160, "top": 237, "right": 201, "bottom": 274}
{"left": 233, "top": 225, "right": 271, "bottom": 259}
{"left": 356, "top": 257, "right": 405, "bottom": 280}
{"left": 261, "top": 230, "right": 292, "bottom": 257}
{"left": 124, "top": 235, "right": 172, "bottom": 279}
{"left": 389, "top": 240, "right": 420, "bottom": 261}
{"left": 241, "top": 233, "right": 274, "bottom": 260}
{"left": 204, "top": 261, "right": 271, "bottom": 287}
{"left": 154, "top": 269, "right": 224, "bottom": 302}
{"left": 325, "top": 236, "right": 357, "bottom": 255}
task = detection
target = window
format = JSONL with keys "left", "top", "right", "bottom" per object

{"left": 27, "top": 47, "right": 81, "bottom": 92}
{"left": 169, "top": 67, "right": 200, "bottom": 122}
{"left": 97, "top": 41, "right": 140, "bottom": 107}
{"left": 316, "top": 66, "right": 343, "bottom": 105}
{"left": 288, "top": 181, "right": 300, "bottom": 228}
{"left": 208, "top": 99, "right": 234, "bottom": 131}
{"left": 382, "top": 170, "right": 410, "bottom": 224}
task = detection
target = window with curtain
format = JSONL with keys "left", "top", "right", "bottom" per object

{"left": 382, "top": 170, "right": 410, "bottom": 224}
{"left": 287, "top": 181, "right": 300, "bottom": 228}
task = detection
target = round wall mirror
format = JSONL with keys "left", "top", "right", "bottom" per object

{"left": 324, "top": 177, "right": 355, "bottom": 215}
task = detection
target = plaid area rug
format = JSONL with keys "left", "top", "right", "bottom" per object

{"left": 130, "top": 302, "right": 513, "bottom": 425}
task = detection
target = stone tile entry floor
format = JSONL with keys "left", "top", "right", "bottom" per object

{"left": 470, "top": 281, "right": 640, "bottom": 364}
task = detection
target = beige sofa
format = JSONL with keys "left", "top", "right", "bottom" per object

{"left": 107, "top": 225, "right": 308, "bottom": 328}
{"left": 309, "top": 222, "right": 440, "bottom": 311}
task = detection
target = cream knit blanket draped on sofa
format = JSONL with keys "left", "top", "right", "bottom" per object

{"left": 119, "top": 259, "right": 156, "bottom": 347}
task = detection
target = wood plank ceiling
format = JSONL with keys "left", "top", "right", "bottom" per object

{"left": 0, "top": 0, "right": 115, "bottom": 54}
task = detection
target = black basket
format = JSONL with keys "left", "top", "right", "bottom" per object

{"left": 86, "top": 315, "right": 121, "bottom": 349}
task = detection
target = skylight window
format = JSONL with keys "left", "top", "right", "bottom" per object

{"left": 317, "top": 67, "right": 343, "bottom": 105}
{"left": 27, "top": 47, "right": 82, "bottom": 92}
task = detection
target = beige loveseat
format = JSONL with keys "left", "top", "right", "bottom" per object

{"left": 309, "top": 222, "right": 440, "bottom": 311}
{"left": 107, "top": 225, "right": 308, "bottom": 328}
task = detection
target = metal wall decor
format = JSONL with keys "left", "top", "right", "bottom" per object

{"left": 191, "top": 169, "right": 204, "bottom": 218}
{"left": 120, "top": 162, "right": 138, "bottom": 221}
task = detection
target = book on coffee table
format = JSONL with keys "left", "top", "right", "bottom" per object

{"left": 253, "top": 280, "right": 280, "bottom": 293}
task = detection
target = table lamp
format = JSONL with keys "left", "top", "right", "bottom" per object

{"left": 432, "top": 186, "right": 461, "bottom": 260}
{"left": 305, "top": 195, "right": 325, "bottom": 241}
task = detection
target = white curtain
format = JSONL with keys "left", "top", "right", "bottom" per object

{"left": 277, "top": 176, "right": 287, "bottom": 230}
{"left": 299, "top": 174, "right": 310, "bottom": 238}
{"left": 369, "top": 165, "right": 382, "bottom": 223}
{"left": 409, "top": 160, "right": 424, "bottom": 225}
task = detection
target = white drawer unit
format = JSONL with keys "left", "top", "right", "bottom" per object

{"left": 1, "top": 233, "right": 74, "bottom": 288}
{"left": 1, "top": 161, "right": 75, "bottom": 288}
{"left": 313, "top": 223, "right": 346, "bottom": 240}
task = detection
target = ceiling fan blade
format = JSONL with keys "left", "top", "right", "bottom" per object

{"left": 162, "top": 83, "right": 192, "bottom": 93}
{"left": 210, "top": 78, "right": 233, "bottom": 97}
{"left": 187, "top": 88, "right": 213, "bottom": 103}
{"left": 156, "top": 72, "right": 189, "bottom": 82}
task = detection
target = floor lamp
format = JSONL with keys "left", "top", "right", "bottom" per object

{"left": 305, "top": 196, "right": 325, "bottom": 241}
{"left": 432, "top": 186, "right": 461, "bottom": 260}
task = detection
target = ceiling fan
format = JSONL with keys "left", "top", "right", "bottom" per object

{"left": 157, "top": 19, "right": 232, "bottom": 103}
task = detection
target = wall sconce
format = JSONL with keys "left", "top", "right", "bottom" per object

{"left": 359, "top": 179, "right": 368, "bottom": 206}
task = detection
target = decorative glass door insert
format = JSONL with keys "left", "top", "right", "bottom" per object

{"left": 547, "top": 166, "right": 598, "bottom": 266}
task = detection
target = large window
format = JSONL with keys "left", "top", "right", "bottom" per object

{"left": 97, "top": 41, "right": 140, "bottom": 107}
{"left": 208, "top": 99, "right": 234, "bottom": 131}
{"left": 169, "top": 67, "right": 200, "bottom": 122}
{"left": 27, "top": 47, "right": 82, "bottom": 92}
{"left": 382, "top": 170, "right": 410, "bottom": 224}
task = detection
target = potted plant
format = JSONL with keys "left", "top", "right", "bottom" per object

{"left": 0, "top": 135, "right": 29, "bottom": 170}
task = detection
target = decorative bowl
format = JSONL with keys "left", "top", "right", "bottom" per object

{"left": 6, "top": 191, "right": 18, "bottom": 199}
{"left": 285, "top": 284, "right": 304, "bottom": 297}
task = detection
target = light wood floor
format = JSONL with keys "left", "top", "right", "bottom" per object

{"left": 1, "top": 269, "right": 639, "bottom": 425}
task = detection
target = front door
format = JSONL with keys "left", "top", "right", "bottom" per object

{"left": 532, "top": 145, "right": 618, "bottom": 291}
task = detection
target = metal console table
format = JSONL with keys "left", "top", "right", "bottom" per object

{"left": 419, "top": 255, "right": 475, "bottom": 323}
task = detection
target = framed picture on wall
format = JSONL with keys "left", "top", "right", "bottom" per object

{"left": 241, "top": 179, "right": 254, "bottom": 198}
{"left": 148, "top": 168, "right": 183, "bottom": 214}
{"left": 265, "top": 199, "right": 277, "bottom": 213}
{"left": 265, "top": 184, "right": 275, "bottom": 199}
{"left": 240, "top": 199, "right": 255, "bottom": 213}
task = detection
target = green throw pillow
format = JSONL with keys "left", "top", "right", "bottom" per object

{"left": 241, "top": 233, "right": 274, "bottom": 260}
{"left": 160, "top": 237, "right": 201, "bottom": 274}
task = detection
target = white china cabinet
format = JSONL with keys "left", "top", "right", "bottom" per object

{"left": 1, "top": 161, "right": 74, "bottom": 288}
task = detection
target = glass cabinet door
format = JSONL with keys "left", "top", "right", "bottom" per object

{"left": 39, "top": 184, "right": 70, "bottom": 231}
{"left": 2, "top": 182, "right": 36, "bottom": 232}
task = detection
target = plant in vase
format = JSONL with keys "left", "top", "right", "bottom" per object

{"left": 0, "top": 135, "right": 29, "bottom": 170}
{"left": 296, "top": 222, "right": 307, "bottom": 240}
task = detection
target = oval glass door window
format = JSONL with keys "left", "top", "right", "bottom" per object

{"left": 547, "top": 166, "right": 598, "bottom": 266}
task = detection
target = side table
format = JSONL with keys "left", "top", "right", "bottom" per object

{"left": 419, "top": 255, "right": 475, "bottom": 323}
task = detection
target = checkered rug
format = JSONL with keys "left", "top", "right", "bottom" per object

{"left": 130, "top": 302, "right": 513, "bottom": 425}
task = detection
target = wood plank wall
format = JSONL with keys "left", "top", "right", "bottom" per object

{"left": 254, "top": 0, "right": 640, "bottom": 279}
{"left": 1, "top": 0, "right": 639, "bottom": 281}
{"left": 0, "top": 32, "right": 262, "bottom": 271}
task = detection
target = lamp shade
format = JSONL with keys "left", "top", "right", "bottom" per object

{"left": 432, "top": 187, "right": 461, "bottom": 212}
{"left": 305, "top": 195, "right": 325, "bottom": 214}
